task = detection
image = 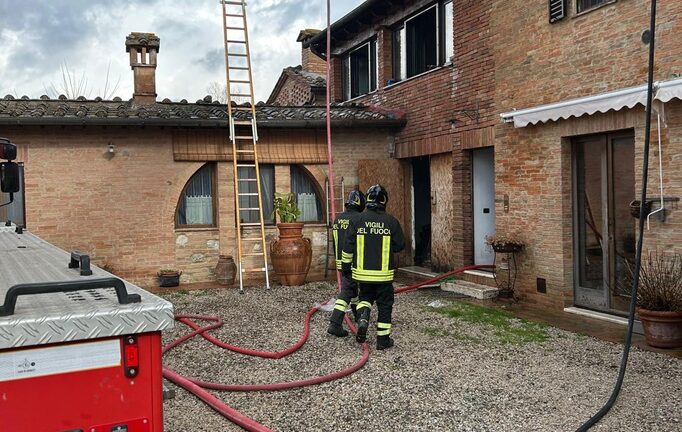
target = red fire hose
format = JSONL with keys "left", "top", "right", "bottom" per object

{"left": 162, "top": 264, "right": 495, "bottom": 431}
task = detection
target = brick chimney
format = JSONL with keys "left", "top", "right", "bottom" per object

{"left": 125, "top": 32, "right": 160, "bottom": 104}
{"left": 297, "top": 29, "right": 326, "bottom": 75}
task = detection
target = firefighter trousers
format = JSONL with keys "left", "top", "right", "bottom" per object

{"left": 356, "top": 282, "right": 394, "bottom": 336}
{"left": 330, "top": 273, "right": 359, "bottom": 325}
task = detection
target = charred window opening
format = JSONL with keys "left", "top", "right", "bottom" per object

{"left": 343, "top": 40, "right": 378, "bottom": 100}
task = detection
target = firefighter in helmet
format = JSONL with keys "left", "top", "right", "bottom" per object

{"left": 327, "top": 190, "right": 366, "bottom": 337}
{"left": 341, "top": 184, "right": 405, "bottom": 350}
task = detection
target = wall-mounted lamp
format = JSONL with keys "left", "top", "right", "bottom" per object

{"left": 108, "top": 143, "right": 115, "bottom": 154}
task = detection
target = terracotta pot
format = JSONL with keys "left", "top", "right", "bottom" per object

{"left": 215, "top": 255, "right": 237, "bottom": 286}
{"left": 270, "top": 223, "right": 312, "bottom": 286}
{"left": 637, "top": 308, "right": 682, "bottom": 349}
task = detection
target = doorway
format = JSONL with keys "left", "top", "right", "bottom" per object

{"left": 412, "top": 156, "right": 431, "bottom": 267}
{"left": 573, "top": 132, "right": 636, "bottom": 313}
{"left": 473, "top": 148, "right": 496, "bottom": 265}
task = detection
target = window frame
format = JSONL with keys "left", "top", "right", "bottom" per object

{"left": 290, "top": 165, "right": 326, "bottom": 225}
{"left": 576, "top": 0, "right": 611, "bottom": 14}
{"left": 342, "top": 39, "right": 378, "bottom": 101}
{"left": 175, "top": 163, "right": 218, "bottom": 230}
{"left": 392, "top": 2, "right": 454, "bottom": 82}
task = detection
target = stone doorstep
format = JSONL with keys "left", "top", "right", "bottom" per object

{"left": 441, "top": 280, "right": 499, "bottom": 300}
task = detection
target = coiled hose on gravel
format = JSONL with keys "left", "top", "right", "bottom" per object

{"left": 162, "top": 264, "right": 494, "bottom": 431}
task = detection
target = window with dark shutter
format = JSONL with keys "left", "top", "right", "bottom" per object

{"left": 549, "top": 0, "right": 566, "bottom": 23}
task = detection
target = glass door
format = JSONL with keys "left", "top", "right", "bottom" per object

{"left": 573, "top": 132, "right": 635, "bottom": 313}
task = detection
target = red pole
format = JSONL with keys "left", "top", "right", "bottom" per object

{"left": 325, "top": 0, "right": 342, "bottom": 290}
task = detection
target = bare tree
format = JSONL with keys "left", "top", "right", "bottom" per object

{"left": 206, "top": 81, "right": 228, "bottom": 104}
{"left": 44, "top": 61, "right": 120, "bottom": 100}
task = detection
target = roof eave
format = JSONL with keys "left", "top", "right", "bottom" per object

{"left": 0, "top": 117, "right": 406, "bottom": 129}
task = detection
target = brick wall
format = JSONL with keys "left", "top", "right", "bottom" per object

{"left": 491, "top": 0, "right": 682, "bottom": 309}
{"left": 324, "top": 0, "right": 496, "bottom": 271}
{"left": 270, "top": 75, "right": 313, "bottom": 106}
{"left": 5, "top": 125, "right": 392, "bottom": 288}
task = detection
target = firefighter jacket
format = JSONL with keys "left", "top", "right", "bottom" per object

{"left": 332, "top": 208, "right": 362, "bottom": 270}
{"left": 341, "top": 208, "right": 406, "bottom": 283}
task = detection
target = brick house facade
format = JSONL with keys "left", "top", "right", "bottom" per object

{"left": 494, "top": 0, "right": 682, "bottom": 312}
{"left": 0, "top": 32, "right": 404, "bottom": 288}
{"left": 304, "top": 0, "right": 682, "bottom": 317}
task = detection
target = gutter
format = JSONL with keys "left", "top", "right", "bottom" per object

{"left": 306, "top": 0, "right": 383, "bottom": 58}
{"left": 0, "top": 117, "right": 406, "bottom": 129}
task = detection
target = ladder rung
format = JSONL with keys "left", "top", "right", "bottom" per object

{"left": 242, "top": 268, "right": 266, "bottom": 273}
{"left": 241, "top": 237, "right": 263, "bottom": 242}
{"left": 230, "top": 93, "right": 252, "bottom": 97}
{"left": 227, "top": 53, "right": 249, "bottom": 57}
{"left": 240, "top": 207, "right": 261, "bottom": 211}
{"left": 229, "top": 66, "right": 250, "bottom": 70}
{"left": 232, "top": 106, "right": 254, "bottom": 110}
{"left": 238, "top": 178, "right": 258, "bottom": 182}
{"left": 234, "top": 135, "right": 254, "bottom": 140}
{"left": 238, "top": 192, "right": 259, "bottom": 196}
{"left": 225, "top": 26, "right": 245, "bottom": 31}
{"left": 237, "top": 163, "right": 256, "bottom": 167}
{"left": 222, "top": 1, "right": 244, "bottom": 5}
{"left": 232, "top": 119, "right": 253, "bottom": 125}
{"left": 229, "top": 80, "right": 251, "bottom": 84}
{"left": 225, "top": 14, "right": 245, "bottom": 18}
{"left": 242, "top": 252, "right": 265, "bottom": 256}
{"left": 236, "top": 149, "right": 255, "bottom": 154}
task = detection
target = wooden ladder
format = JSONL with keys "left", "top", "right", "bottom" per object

{"left": 221, "top": 0, "right": 270, "bottom": 291}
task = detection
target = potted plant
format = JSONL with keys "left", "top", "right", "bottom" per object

{"left": 157, "top": 268, "right": 182, "bottom": 287}
{"left": 269, "top": 192, "right": 312, "bottom": 286}
{"left": 621, "top": 251, "right": 682, "bottom": 348}
{"left": 485, "top": 232, "right": 525, "bottom": 253}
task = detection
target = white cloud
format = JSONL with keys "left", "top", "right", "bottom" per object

{"left": 0, "top": 0, "right": 364, "bottom": 102}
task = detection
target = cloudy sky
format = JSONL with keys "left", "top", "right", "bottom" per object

{"left": 0, "top": 0, "right": 364, "bottom": 103}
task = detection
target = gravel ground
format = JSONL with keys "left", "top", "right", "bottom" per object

{"left": 160, "top": 283, "right": 682, "bottom": 432}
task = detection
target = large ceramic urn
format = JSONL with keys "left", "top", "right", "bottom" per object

{"left": 270, "top": 223, "right": 312, "bottom": 286}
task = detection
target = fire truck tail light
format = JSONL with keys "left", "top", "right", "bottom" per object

{"left": 123, "top": 336, "right": 139, "bottom": 378}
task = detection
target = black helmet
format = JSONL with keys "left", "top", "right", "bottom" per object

{"left": 366, "top": 184, "right": 388, "bottom": 210}
{"left": 345, "top": 190, "right": 366, "bottom": 212}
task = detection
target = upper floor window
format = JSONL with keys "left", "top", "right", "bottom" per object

{"left": 393, "top": 1, "right": 453, "bottom": 81}
{"left": 291, "top": 165, "right": 323, "bottom": 223}
{"left": 238, "top": 164, "right": 275, "bottom": 224}
{"left": 577, "top": 0, "right": 608, "bottom": 13}
{"left": 176, "top": 164, "right": 216, "bottom": 228}
{"left": 343, "top": 40, "right": 378, "bottom": 100}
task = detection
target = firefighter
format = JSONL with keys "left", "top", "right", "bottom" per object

{"left": 341, "top": 184, "right": 405, "bottom": 350}
{"left": 327, "top": 190, "right": 366, "bottom": 337}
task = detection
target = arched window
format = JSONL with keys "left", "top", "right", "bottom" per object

{"left": 176, "top": 164, "right": 216, "bottom": 227}
{"left": 290, "top": 165, "right": 323, "bottom": 223}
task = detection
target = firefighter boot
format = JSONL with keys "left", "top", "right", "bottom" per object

{"left": 327, "top": 310, "right": 349, "bottom": 337}
{"left": 351, "top": 303, "right": 359, "bottom": 323}
{"left": 376, "top": 335, "right": 394, "bottom": 350}
{"left": 356, "top": 308, "right": 370, "bottom": 343}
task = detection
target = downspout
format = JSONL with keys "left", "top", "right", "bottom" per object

{"left": 646, "top": 102, "right": 665, "bottom": 230}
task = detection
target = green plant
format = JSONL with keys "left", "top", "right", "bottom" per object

{"left": 272, "top": 192, "right": 301, "bottom": 223}
{"left": 619, "top": 251, "right": 682, "bottom": 312}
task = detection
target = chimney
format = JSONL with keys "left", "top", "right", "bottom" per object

{"left": 297, "top": 29, "right": 326, "bottom": 75}
{"left": 125, "top": 32, "right": 160, "bottom": 104}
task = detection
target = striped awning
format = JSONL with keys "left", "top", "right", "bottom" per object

{"left": 500, "top": 78, "right": 682, "bottom": 128}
